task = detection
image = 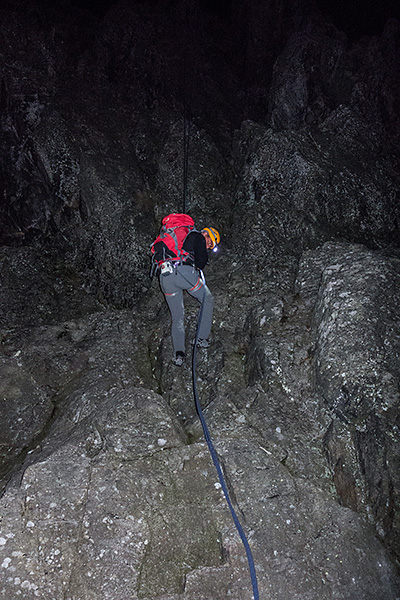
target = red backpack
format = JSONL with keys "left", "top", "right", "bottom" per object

{"left": 151, "top": 213, "right": 195, "bottom": 268}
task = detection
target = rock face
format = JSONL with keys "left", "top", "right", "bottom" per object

{"left": 306, "top": 243, "right": 400, "bottom": 552}
{"left": 1, "top": 265, "right": 400, "bottom": 599}
{"left": 1, "top": 0, "right": 400, "bottom": 598}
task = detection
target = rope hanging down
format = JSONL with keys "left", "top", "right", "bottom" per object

{"left": 192, "top": 293, "right": 260, "bottom": 600}
{"left": 181, "top": 0, "right": 194, "bottom": 215}
{"left": 182, "top": 113, "right": 190, "bottom": 214}
{"left": 180, "top": 8, "right": 258, "bottom": 592}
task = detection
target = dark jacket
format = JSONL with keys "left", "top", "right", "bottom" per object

{"left": 153, "top": 231, "right": 208, "bottom": 270}
{"left": 182, "top": 231, "right": 208, "bottom": 269}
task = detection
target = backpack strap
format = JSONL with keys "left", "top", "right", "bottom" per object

{"left": 163, "top": 226, "right": 181, "bottom": 258}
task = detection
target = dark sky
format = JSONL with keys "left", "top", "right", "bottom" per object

{"left": 71, "top": 0, "right": 400, "bottom": 39}
{"left": 316, "top": 0, "right": 400, "bottom": 38}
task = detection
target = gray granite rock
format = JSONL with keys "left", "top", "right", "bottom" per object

{"left": 1, "top": 240, "right": 400, "bottom": 598}
{"left": 309, "top": 242, "right": 400, "bottom": 555}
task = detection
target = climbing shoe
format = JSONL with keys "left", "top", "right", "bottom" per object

{"left": 172, "top": 351, "right": 185, "bottom": 366}
{"left": 193, "top": 338, "right": 210, "bottom": 348}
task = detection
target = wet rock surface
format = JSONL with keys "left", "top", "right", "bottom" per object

{"left": 1, "top": 0, "right": 400, "bottom": 598}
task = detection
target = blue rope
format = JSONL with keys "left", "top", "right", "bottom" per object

{"left": 192, "top": 292, "right": 259, "bottom": 600}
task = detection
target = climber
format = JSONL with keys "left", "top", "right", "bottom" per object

{"left": 151, "top": 214, "right": 220, "bottom": 366}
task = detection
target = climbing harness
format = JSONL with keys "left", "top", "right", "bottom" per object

{"left": 188, "top": 274, "right": 203, "bottom": 293}
{"left": 192, "top": 289, "right": 260, "bottom": 600}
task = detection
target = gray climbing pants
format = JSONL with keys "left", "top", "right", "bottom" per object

{"left": 160, "top": 264, "right": 214, "bottom": 354}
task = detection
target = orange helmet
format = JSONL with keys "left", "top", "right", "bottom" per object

{"left": 202, "top": 227, "right": 220, "bottom": 249}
